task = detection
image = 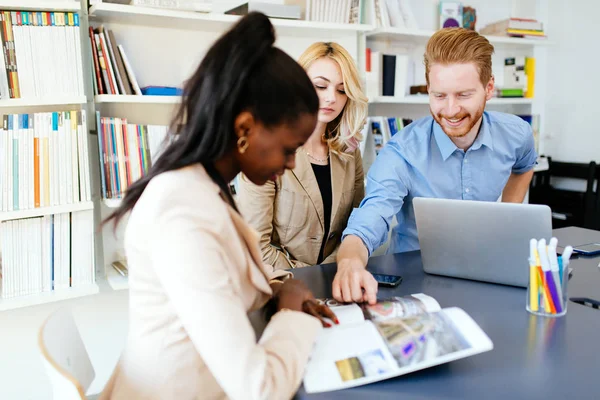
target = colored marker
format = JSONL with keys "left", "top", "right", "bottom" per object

{"left": 538, "top": 239, "right": 560, "bottom": 314}
{"left": 534, "top": 248, "right": 550, "bottom": 312}
{"left": 559, "top": 245, "right": 574, "bottom": 285}
{"left": 547, "top": 238, "right": 564, "bottom": 311}
{"left": 529, "top": 239, "right": 539, "bottom": 312}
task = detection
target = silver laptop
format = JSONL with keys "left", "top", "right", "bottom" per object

{"left": 413, "top": 197, "right": 552, "bottom": 287}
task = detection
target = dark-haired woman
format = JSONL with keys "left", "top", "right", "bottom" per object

{"left": 99, "top": 13, "right": 336, "bottom": 400}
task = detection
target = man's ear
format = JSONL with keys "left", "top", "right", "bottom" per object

{"left": 485, "top": 75, "right": 495, "bottom": 100}
{"left": 233, "top": 111, "right": 255, "bottom": 140}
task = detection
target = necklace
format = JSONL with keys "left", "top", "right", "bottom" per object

{"left": 305, "top": 151, "right": 329, "bottom": 163}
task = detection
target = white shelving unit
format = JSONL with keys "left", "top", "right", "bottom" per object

{"left": 0, "top": 0, "right": 81, "bottom": 12}
{"left": 0, "top": 201, "right": 94, "bottom": 222}
{"left": 366, "top": 27, "right": 552, "bottom": 47}
{"left": 95, "top": 94, "right": 181, "bottom": 104}
{"left": 0, "top": 284, "right": 99, "bottom": 311}
{"left": 0, "top": 1, "right": 99, "bottom": 311}
{"left": 103, "top": 198, "right": 122, "bottom": 209}
{"left": 89, "top": 3, "right": 372, "bottom": 36}
{"left": 0, "top": 96, "right": 87, "bottom": 108}
{"left": 371, "top": 96, "right": 534, "bottom": 105}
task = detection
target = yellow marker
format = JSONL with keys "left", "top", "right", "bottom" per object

{"left": 529, "top": 239, "right": 539, "bottom": 312}
{"left": 529, "top": 260, "right": 539, "bottom": 311}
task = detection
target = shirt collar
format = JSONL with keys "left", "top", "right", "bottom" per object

{"left": 432, "top": 111, "right": 494, "bottom": 161}
{"left": 470, "top": 111, "right": 494, "bottom": 152}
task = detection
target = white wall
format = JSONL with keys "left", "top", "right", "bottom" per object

{"left": 542, "top": 0, "right": 600, "bottom": 163}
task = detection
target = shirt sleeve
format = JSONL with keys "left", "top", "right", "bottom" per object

{"left": 341, "top": 143, "right": 409, "bottom": 255}
{"left": 150, "top": 192, "right": 322, "bottom": 400}
{"left": 512, "top": 122, "right": 538, "bottom": 174}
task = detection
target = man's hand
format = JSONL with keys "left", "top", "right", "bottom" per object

{"left": 333, "top": 235, "right": 378, "bottom": 304}
{"left": 332, "top": 259, "right": 378, "bottom": 304}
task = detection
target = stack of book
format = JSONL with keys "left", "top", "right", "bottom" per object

{"left": 89, "top": 25, "right": 141, "bottom": 96}
{"left": 359, "top": 115, "right": 413, "bottom": 172}
{"left": 0, "top": 10, "right": 85, "bottom": 99}
{"left": 306, "top": 0, "right": 363, "bottom": 24}
{"left": 365, "top": 49, "right": 413, "bottom": 100}
{"left": 480, "top": 17, "right": 546, "bottom": 40}
{"left": 0, "top": 209, "right": 95, "bottom": 299}
{"left": 96, "top": 113, "right": 168, "bottom": 200}
{"left": 0, "top": 111, "right": 92, "bottom": 212}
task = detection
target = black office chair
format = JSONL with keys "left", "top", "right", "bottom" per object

{"left": 529, "top": 157, "right": 598, "bottom": 229}
{"left": 591, "top": 165, "right": 600, "bottom": 230}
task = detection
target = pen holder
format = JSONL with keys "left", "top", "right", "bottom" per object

{"left": 526, "top": 260, "right": 569, "bottom": 318}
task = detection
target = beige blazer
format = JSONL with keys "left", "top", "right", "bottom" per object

{"left": 238, "top": 148, "right": 364, "bottom": 270}
{"left": 99, "top": 165, "right": 322, "bottom": 400}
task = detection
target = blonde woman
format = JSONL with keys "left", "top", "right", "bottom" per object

{"left": 238, "top": 42, "right": 368, "bottom": 269}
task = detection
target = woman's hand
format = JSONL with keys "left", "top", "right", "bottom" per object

{"left": 276, "top": 279, "right": 339, "bottom": 327}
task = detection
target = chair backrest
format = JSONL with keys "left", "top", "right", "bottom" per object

{"left": 530, "top": 157, "right": 598, "bottom": 228}
{"left": 593, "top": 165, "right": 600, "bottom": 229}
{"left": 38, "top": 307, "right": 95, "bottom": 400}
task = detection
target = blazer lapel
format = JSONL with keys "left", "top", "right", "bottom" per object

{"left": 225, "top": 204, "right": 273, "bottom": 295}
{"left": 290, "top": 150, "right": 325, "bottom": 229}
{"left": 329, "top": 150, "right": 347, "bottom": 230}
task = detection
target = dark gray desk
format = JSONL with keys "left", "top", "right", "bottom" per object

{"left": 292, "top": 227, "right": 600, "bottom": 400}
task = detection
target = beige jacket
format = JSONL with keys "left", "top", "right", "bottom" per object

{"left": 99, "top": 165, "right": 322, "bottom": 400}
{"left": 238, "top": 148, "right": 364, "bottom": 270}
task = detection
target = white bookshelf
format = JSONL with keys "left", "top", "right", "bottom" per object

{"left": 0, "top": 0, "right": 81, "bottom": 12}
{"left": 95, "top": 94, "right": 181, "bottom": 104}
{"left": 0, "top": 96, "right": 87, "bottom": 108}
{"left": 366, "top": 27, "right": 552, "bottom": 47}
{"left": 0, "top": 202, "right": 94, "bottom": 222}
{"left": 371, "top": 96, "right": 534, "bottom": 105}
{"left": 89, "top": 3, "right": 372, "bottom": 36}
{"left": 103, "top": 198, "right": 122, "bottom": 209}
{"left": 0, "top": 284, "right": 99, "bottom": 311}
{"left": 0, "top": 1, "right": 99, "bottom": 309}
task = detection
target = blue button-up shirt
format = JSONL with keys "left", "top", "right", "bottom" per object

{"left": 343, "top": 111, "right": 537, "bottom": 255}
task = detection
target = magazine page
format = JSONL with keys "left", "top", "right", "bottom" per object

{"left": 316, "top": 298, "right": 365, "bottom": 325}
{"left": 361, "top": 293, "right": 441, "bottom": 322}
{"left": 317, "top": 293, "right": 441, "bottom": 326}
{"left": 303, "top": 319, "right": 398, "bottom": 391}
{"left": 304, "top": 307, "right": 493, "bottom": 393}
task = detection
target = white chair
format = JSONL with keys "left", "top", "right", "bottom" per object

{"left": 38, "top": 307, "right": 96, "bottom": 400}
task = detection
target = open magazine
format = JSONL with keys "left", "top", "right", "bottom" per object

{"left": 303, "top": 294, "right": 493, "bottom": 393}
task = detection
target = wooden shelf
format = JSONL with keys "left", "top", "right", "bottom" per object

{"left": 89, "top": 3, "right": 372, "bottom": 36}
{"left": 0, "top": 96, "right": 87, "bottom": 108}
{"left": 0, "top": 201, "right": 94, "bottom": 222}
{"left": 0, "top": 284, "right": 99, "bottom": 311}
{"left": 370, "top": 96, "right": 534, "bottom": 105}
{"left": 0, "top": 1, "right": 81, "bottom": 12}
{"left": 95, "top": 94, "right": 181, "bottom": 104}
{"left": 366, "top": 27, "right": 551, "bottom": 47}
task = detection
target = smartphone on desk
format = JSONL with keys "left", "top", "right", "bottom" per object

{"left": 573, "top": 243, "right": 600, "bottom": 256}
{"left": 372, "top": 273, "right": 403, "bottom": 287}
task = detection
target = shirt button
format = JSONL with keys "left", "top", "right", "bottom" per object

{"left": 465, "top": 188, "right": 470, "bottom": 193}
{"left": 464, "top": 159, "right": 468, "bottom": 163}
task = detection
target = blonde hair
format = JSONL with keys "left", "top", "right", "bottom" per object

{"left": 298, "top": 42, "right": 368, "bottom": 153}
{"left": 424, "top": 28, "right": 495, "bottom": 87}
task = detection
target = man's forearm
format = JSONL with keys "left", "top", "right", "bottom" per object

{"left": 502, "top": 170, "right": 534, "bottom": 203}
{"left": 337, "top": 235, "right": 369, "bottom": 268}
